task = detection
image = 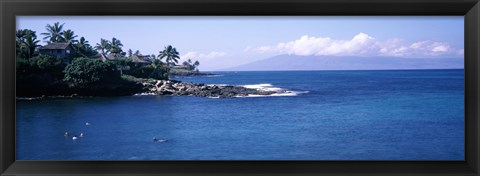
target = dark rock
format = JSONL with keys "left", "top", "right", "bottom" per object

{"left": 142, "top": 80, "right": 278, "bottom": 98}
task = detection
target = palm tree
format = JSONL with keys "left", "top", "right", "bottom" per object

{"left": 16, "top": 29, "right": 40, "bottom": 59}
{"left": 127, "top": 49, "right": 133, "bottom": 57}
{"left": 41, "top": 22, "right": 65, "bottom": 43}
{"left": 16, "top": 29, "right": 27, "bottom": 57}
{"left": 61, "top": 29, "right": 78, "bottom": 43}
{"left": 194, "top": 60, "right": 200, "bottom": 71}
{"left": 76, "top": 37, "right": 90, "bottom": 51}
{"left": 158, "top": 45, "right": 180, "bottom": 67}
{"left": 95, "top": 38, "right": 111, "bottom": 54}
{"left": 22, "top": 34, "right": 40, "bottom": 59}
{"left": 73, "top": 37, "right": 94, "bottom": 57}
{"left": 110, "top": 37, "right": 123, "bottom": 54}
{"left": 134, "top": 50, "right": 141, "bottom": 56}
{"left": 16, "top": 29, "right": 26, "bottom": 43}
{"left": 152, "top": 59, "right": 162, "bottom": 67}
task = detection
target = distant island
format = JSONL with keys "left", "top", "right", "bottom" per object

{"left": 16, "top": 22, "right": 281, "bottom": 99}
{"left": 223, "top": 54, "right": 464, "bottom": 71}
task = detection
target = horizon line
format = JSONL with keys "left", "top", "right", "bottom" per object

{"left": 207, "top": 68, "right": 465, "bottom": 72}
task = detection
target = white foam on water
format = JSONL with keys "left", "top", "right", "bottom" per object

{"left": 205, "top": 74, "right": 223, "bottom": 77}
{"left": 207, "top": 84, "right": 228, "bottom": 87}
{"left": 242, "top": 83, "right": 287, "bottom": 92}
{"left": 134, "top": 92, "right": 157, "bottom": 96}
{"left": 270, "top": 90, "right": 310, "bottom": 97}
{"left": 238, "top": 84, "right": 309, "bottom": 98}
{"left": 243, "top": 83, "right": 273, "bottom": 89}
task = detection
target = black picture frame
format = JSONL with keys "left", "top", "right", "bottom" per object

{"left": 1, "top": 0, "right": 479, "bottom": 175}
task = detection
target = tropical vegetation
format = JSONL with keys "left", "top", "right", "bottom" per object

{"left": 158, "top": 45, "right": 180, "bottom": 67}
{"left": 16, "top": 22, "right": 204, "bottom": 97}
{"left": 182, "top": 59, "right": 201, "bottom": 72}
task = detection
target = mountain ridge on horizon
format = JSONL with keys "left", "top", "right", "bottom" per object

{"left": 219, "top": 54, "right": 464, "bottom": 71}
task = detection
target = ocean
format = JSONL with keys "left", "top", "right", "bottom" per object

{"left": 16, "top": 69, "right": 465, "bottom": 160}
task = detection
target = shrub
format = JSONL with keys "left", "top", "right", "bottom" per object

{"left": 64, "top": 58, "right": 120, "bottom": 88}
{"left": 16, "top": 55, "right": 68, "bottom": 96}
{"left": 126, "top": 64, "right": 168, "bottom": 80}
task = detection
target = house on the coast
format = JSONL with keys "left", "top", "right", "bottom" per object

{"left": 131, "top": 55, "right": 152, "bottom": 64}
{"left": 99, "top": 53, "right": 124, "bottom": 62}
{"left": 38, "top": 42, "right": 74, "bottom": 63}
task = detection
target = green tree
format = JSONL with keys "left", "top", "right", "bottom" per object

{"left": 36, "top": 55, "right": 66, "bottom": 78}
{"left": 16, "top": 29, "right": 40, "bottom": 59}
{"left": 41, "top": 22, "right": 65, "bottom": 43}
{"left": 61, "top": 29, "right": 78, "bottom": 43}
{"left": 112, "top": 57, "right": 132, "bottom": 75}
{"left": 193, "top": 60, "right": 200, "bottom": 67}
{"left": 110, "top": 37, "right": 123, "bottom": 54}
{"left": 16, "top": 55, "right": 67, "bottom": 97}
{"left": 64, "top": 58, "right": 119, "bottom": 88}
{"left": 95, "top": 38, "right": 111, "bottom": 55}
{"left": 74, "top": 37, "right": 97, "bottom": 57}
{"left": 128, "top": 49, "right": 133, "bottom": 58}
{"left": 17, "top": 55, "right": 66, "bottom": 80}
{"left": 158, "top": 45, "right": 180, "bottom": 67}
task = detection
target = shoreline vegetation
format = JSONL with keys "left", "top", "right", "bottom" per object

{"left": 16, "top": 22, "right": 282, "bottom": 99}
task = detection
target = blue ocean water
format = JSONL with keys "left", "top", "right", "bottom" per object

{"left": 16, "top": 69, "right": 464, "bottom": 160}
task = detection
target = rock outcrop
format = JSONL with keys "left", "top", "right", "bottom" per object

{"left": 144, "top": 80, "right": 279, "bottom": 98}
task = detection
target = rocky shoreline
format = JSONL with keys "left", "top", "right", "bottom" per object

{"left": 17, "top": 79, "right": 289, "bottom": 99}
{"left": 142, "top": 80, "right": 281, "bottom": 98}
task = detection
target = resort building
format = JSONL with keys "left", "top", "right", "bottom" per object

{"left": 131, "top": 55, "right": 152, "bottom": 64}
{"left": 99, "top": 53, "right": 125, "bottom": 62}
{"left": 38, "top": 42, "right": 74, "bottom": 63}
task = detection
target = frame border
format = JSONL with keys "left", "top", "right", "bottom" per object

{"left": 1, "top": 0, "right": 479, "bottom": 175}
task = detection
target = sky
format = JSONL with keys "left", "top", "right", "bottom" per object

{"left": 17, "top": 16, "right": 464, "bottom": 71}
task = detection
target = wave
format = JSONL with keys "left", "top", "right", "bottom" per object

{"left": 204, "top": 74, "right": 224, "bottom": 77}
{"left": 242, "top": 83, "right": 282, "bottom": 91}
{"left": 134, "top": 92, "right": 157, "bottom": 96}
{"left": 207, "top": 84, "right": 228, "bottom": 87}
{"left": 239, "top": 83, "right": 309, "bottom": 97}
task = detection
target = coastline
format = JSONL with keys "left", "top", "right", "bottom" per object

{"left": 16, "top": 79, "right": 286, "bottom": 100}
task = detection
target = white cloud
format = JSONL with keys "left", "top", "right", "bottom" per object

{"left": 432, "top": 45, "right": 448, "bottom": 52}
{"left": 179, "top": 51, "right": 228, "bottom": 70}
{"left": 247, "top": 33, "right": 462, "bottom": 57}
{"left": 181, "top": 51, "right": 198, "bottom": 60}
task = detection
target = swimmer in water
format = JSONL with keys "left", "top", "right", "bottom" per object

{"left": 64, "top": 132, "right": 68, "bottom": 136}
{"left": 153, "top": 137, "right": 158, "bottom": 142}
{"left": 72, "top": 135, "right": 78, "bottom": 140}
{"left": 85, "top": 122, "right": 90, "bottom": 126}
{"left": 79, "top": 133, "right": 84, "bottom": 138}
